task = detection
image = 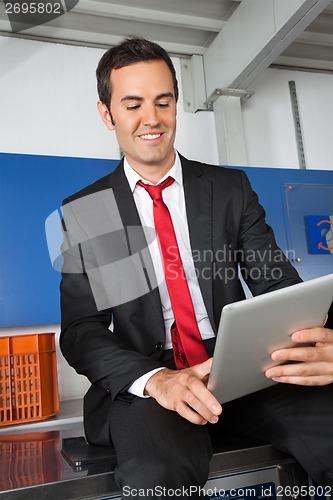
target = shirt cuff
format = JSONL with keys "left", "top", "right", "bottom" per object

{"left": 127, "top": 367, "right": 166, "bottom": 398}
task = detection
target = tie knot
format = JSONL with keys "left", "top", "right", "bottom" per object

{"left": 137, "top": 176, "right": 174, "bottom": 201}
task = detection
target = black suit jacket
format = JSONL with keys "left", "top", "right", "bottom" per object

{"left": 60, "top": 154, "right": 301, "bottom": 444}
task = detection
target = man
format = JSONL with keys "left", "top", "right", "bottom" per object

{"left": 60, "top": 37, "right": 333, "bottom": 498}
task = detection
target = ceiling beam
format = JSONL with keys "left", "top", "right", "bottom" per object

{"left": 72, "top": 0, "right": 224, "bottom": 32}
{"left": 322, "top": 2, "right": 333, "bottom": 12}
{"left": 297, "top": 30, "right": 333, "bottom": 45}
{"left": 0, "top": 20, "right": 205, "bottom": 56}
{"left": 273, "top": 55, "right": 333, "bottom": 71}
{"left": 203, "top": 0, "right": 332, "bottom": 95}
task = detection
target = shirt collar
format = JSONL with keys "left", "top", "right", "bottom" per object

{"left": 124, "top": 151, "right": 183, "bottom": 193}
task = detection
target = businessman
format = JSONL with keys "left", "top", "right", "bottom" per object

{"left": 60, "top": 37, "right": 333, "bottom": 498}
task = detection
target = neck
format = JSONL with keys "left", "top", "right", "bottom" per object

{"left": 126, "top": 153, "right": 175, "bottom": 184}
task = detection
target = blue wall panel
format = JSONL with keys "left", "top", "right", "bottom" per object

{"left": 0, "top": 153, "right": 118, "bottom": 327}
{"left": 0, "top": 153, "right": 332, "bottom": 327}
{"left": 233, "top": 166, "right": 332, "bottom": 248}
{"left": 235, "top": 166, "right": 333, "bottom": 282}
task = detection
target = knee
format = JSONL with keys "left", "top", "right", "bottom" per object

{"left": 156, "top": 448, "right": 210, "bottom": 487}
{"left": 116, "top": 442, "right": 211, "bottom": 495}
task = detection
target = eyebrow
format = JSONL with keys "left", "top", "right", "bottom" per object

{"left": 120, "top": 92, "right": 174, "bottom": 103}
{"left": 156, "top": 92, "right": 174, "bottom": 100}
{"left": 120, "top": 95, "right": 143, "bottom": 103}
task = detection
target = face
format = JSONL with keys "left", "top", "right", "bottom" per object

{"left": 98, "top": 60, "right": 177, "bottom": 181}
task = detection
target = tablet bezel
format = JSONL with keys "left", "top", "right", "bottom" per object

{"left": 208, "top": 274, "right": 333, "bottom": 403}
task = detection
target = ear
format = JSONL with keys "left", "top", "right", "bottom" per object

{"left": 97, "top": 101, "right": 115, "bottom": 131}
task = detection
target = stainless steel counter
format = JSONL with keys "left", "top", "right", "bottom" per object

{"left": 0, "top": 400, "right": 309, "bottom": 500}
{"left": 0, "top": 399, "right": 119, "bottom": 499}
{"left": 0, "top": 425, "right": 120, "bottom": 499}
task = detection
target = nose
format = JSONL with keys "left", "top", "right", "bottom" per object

{"left": 142, "top": 103, "right": 159, "bottom": 127}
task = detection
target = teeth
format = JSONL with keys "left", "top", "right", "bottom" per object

{"left": 140, "top": 134, "right": 161, "bottom": 140}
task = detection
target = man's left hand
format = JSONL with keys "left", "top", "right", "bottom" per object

{"left": 265, "top": 327, "right": 333, "bottom": 386}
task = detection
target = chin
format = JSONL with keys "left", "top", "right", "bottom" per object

{"left": 139, "top": 154, "right": 167, "bottom": 165}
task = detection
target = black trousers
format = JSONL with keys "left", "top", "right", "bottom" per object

{"left": 109, "top": 344, "right": 333, "bottom": 499}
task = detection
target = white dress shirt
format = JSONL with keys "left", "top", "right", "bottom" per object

{"left": 124, "top": 152, "right": 214, "bottom": 396}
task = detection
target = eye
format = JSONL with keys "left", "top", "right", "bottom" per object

{"left": 157, "top": 102, "right": 169, "bottom": 108}
{"left": 127, "top": 105, "right": 140, "bottom": 111}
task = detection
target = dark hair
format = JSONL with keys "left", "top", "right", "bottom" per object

{"left": 96, "top": 36, "right": 179, "bottom": 110}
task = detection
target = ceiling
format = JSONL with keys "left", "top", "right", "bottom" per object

{"left": 0, "top": 0, "right": 332, "bottom": 72}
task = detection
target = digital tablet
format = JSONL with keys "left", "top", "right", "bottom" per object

{"left": 208, "top": 274, "right": 333, "bottom": 403}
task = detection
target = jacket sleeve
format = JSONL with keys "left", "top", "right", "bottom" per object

{"left": 237, "top": 170, "right": 302, "bottom": 294}
{"left": 59, "top": 197, "right": 164, "bottom": 400}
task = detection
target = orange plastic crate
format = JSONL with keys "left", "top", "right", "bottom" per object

{"left": 0, "top": 333, "right": 59, "bottom": 426}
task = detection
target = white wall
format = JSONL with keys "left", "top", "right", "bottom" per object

{"left": 242, "top": 67, "right": 333, "bottom": 170}
{"left": 1, "top": 36, "right": 332, "bottom": 170}
{"left": 0, "top": 36, "right": 219, "bottom": 164}
{"left": 0, "top": 37, "right": 119, "bottom": 159}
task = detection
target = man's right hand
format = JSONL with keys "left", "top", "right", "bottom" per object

{"left": 144, "top": 358, "right": 222, "bottom": 425}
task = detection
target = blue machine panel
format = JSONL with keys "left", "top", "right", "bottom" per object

{"left": 0, "top": 153, "right": 332, "bottom": 327}
{"left": 0, "top": 152, "right": 118, "bottom": 327}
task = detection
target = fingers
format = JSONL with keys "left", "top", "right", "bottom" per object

{"left": 290, "top": 327, "right": 333, "bottom": 345}
{"left": 169, "top": 370, "right": 222, "bottom": 425}
{"left": 271, "top": 345, "right": 329, "bottom": 364}
{"left": 266, "top": 327, "right": 333, "bottom": 386}
{"left": 145, "top": 361, "right": 222, "bottom": 425}
{"left": 267, "top": 374, "right": 333, "bottom": 386}
{"left": 190, "top": 357, "right": 213, "bottom": 378}
{"left": 174, "top": 388, "right": 219, "bottom": 425}
{"left": 177, "top": 372, "right": 221, "bottom": 424}
{"left": 270, "top": 328, "right": 333, "bottom": 365}
{"left": 265, "top": 361, "right": 333, "bottom": 386}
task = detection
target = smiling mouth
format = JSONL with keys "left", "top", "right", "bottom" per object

{"left": 139, "top": 133, "right": 162, "bottom": 141}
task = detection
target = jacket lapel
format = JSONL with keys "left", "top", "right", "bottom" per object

{"left": 181, "top": 155, "right": 215, "bottom": 332}
{"left": 108, "top": 161, "right": 165, "bottom": 329}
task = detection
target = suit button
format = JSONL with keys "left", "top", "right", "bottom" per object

{"left": 155, "top": 342, "right": 163, "bottom": 351}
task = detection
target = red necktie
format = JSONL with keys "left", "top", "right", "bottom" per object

{"left": 137, "top": 177, "right": 208, "bottom": 369}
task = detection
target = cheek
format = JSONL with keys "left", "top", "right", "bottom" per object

{"left": 115, "top": 118, "right": 136, "bottom": 138}
{"left": 169, "top": 114, "right": 177, "bottom": 130}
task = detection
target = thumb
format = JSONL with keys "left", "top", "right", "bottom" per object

{"left": 192, "top": 357, "right": 213, "bottom": 378}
